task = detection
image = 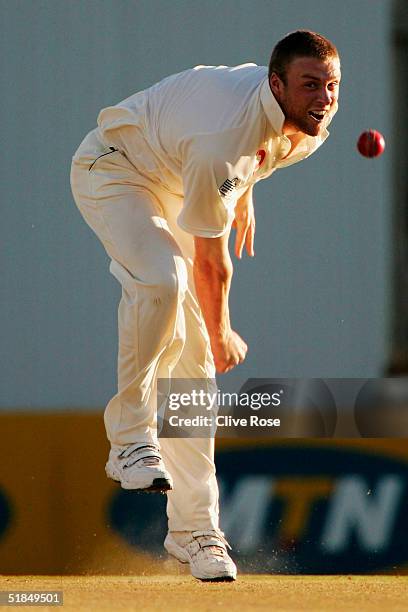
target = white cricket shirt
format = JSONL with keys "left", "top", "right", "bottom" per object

{"left": 97, "top": 64, "right": 333, "bottom": 237}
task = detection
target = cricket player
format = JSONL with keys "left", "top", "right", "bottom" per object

{"left": 70, "top": 30, "right": 340, "bottom": 581}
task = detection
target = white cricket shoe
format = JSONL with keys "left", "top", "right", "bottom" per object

{"left": 164, "top": 530, "right": 237, "bottom": 581}
{"left": 105, "top": 443, "right": 173, "bottom": 492}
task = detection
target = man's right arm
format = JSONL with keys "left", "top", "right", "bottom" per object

{"left": 193, "top": 232, "right": 247, "bottom": 373}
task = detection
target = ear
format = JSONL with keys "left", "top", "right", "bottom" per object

{"left": 269, "top": 72, "right": 285, "bottom": 98}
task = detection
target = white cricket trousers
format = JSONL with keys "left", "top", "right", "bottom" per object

{"left": 70, "top": 129, "right": 219, "bottom": 532}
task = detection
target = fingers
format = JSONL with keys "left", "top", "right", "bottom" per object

{"left": 214, "top": 352, "right": 244, "bottom": 374}
{"left": 234, "top": 217, "right": 255, "bottom": 259}
{"left": 234, "top": 220, "right": 246, "bottom": 259}
{"left": 245, "top": 220, "right": 255, "bottom": 257}
{"left": 211, "top": 330, "right": 248, "bottom": 374}
{"left": 216, "top": 361, "right": 240, "bottom": 374}
{"left": 238, "top": 340, "right": 248, "bottom": 363}
{"left": 215, "top": 340, "right": 248, "bottom": 373}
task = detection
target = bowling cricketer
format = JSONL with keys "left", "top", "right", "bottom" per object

{"left": 70, "top": 29, "right": 340, "bottom": 581}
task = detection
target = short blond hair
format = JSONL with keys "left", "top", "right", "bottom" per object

{"left": 268, "top": 30, "right": 339, "bottom": 83}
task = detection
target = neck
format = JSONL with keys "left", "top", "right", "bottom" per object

{"left": 281, "top": 131, "right": 305, "bottom": 159}
{"left": 286, "top": 131, "right": 304, "bottom": 146}
{"left": 282, "top": 119, "right": 304, "bottom": 138}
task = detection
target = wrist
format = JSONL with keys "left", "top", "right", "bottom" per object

{"left": 209, "top": 325, "right": 231, "bottom": 346}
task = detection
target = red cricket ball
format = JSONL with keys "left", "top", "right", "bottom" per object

{"left": 357, "top": 130, "right": 385, "bottom": 158}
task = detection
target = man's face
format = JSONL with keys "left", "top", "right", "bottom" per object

{"left": 270, "top": 55, "right": 341, "bottom": 137}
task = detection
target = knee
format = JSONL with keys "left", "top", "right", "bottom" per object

{"left": 110, "top": 257, "right": 188, "bottom": 307}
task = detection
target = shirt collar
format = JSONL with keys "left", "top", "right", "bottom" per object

{"left": 259, "top": 76, "right": 330, "bottom": 147}
{"left": 260, "top": 76, "right": 286, "bottom": 135}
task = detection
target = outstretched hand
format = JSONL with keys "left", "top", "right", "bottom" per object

{"left": 232, "top": 186, "right": 255, "bottom": 259}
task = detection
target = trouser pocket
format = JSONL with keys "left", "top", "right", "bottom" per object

{"left": 88, "top": 147, "right": 118, "bottom": 171}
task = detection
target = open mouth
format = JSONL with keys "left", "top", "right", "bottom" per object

{"left": 308, "top": 111, "right": 326, "bottom": 123}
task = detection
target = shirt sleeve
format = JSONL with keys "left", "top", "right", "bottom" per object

{"left": 178, "top": 136, "right": 241, "bottom": 238}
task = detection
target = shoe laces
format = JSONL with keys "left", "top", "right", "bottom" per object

{"left": 191, "top": 530, "right": 231, "bottom": 559}
{"left": 119, "top": 444, "right": 161, "bottom": 469}
{"left": 138, "top": 456, "right": 160, "bottom": 467}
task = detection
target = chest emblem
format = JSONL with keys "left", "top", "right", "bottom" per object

{"left": 256, "top": 149, "right": 266, "bottom": 168}
{"left": 218, "top": 177, "right": 240, "bottom": 198}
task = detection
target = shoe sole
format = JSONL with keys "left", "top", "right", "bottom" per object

{"left": 168, "top": 555, "right": 236, "bottom": 582}
{"left": 109, "top": 475, "right": 172, "bottom": 493}
{"left": 142, "top": 478, "right": 172, "bottom": 493}
{"left": 106, "top": 460, "right": 173, "bottom": 492}
{"left": 198, "top": 576, "right": 236, "bottom": 582}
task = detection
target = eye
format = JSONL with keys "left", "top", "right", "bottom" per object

{"left": 305, "top": 82, "right": 317, "bottom": 89}
{"left": 328, "top": 82, "right": 339, "bottom": 91}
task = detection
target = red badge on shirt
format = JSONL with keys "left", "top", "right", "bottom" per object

{"left": 256, "top": 149, "right": 266, "bottom": 168}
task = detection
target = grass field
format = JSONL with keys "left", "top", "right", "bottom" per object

{"left": 1, "top": 575, "right": 407, "bottom": 611}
